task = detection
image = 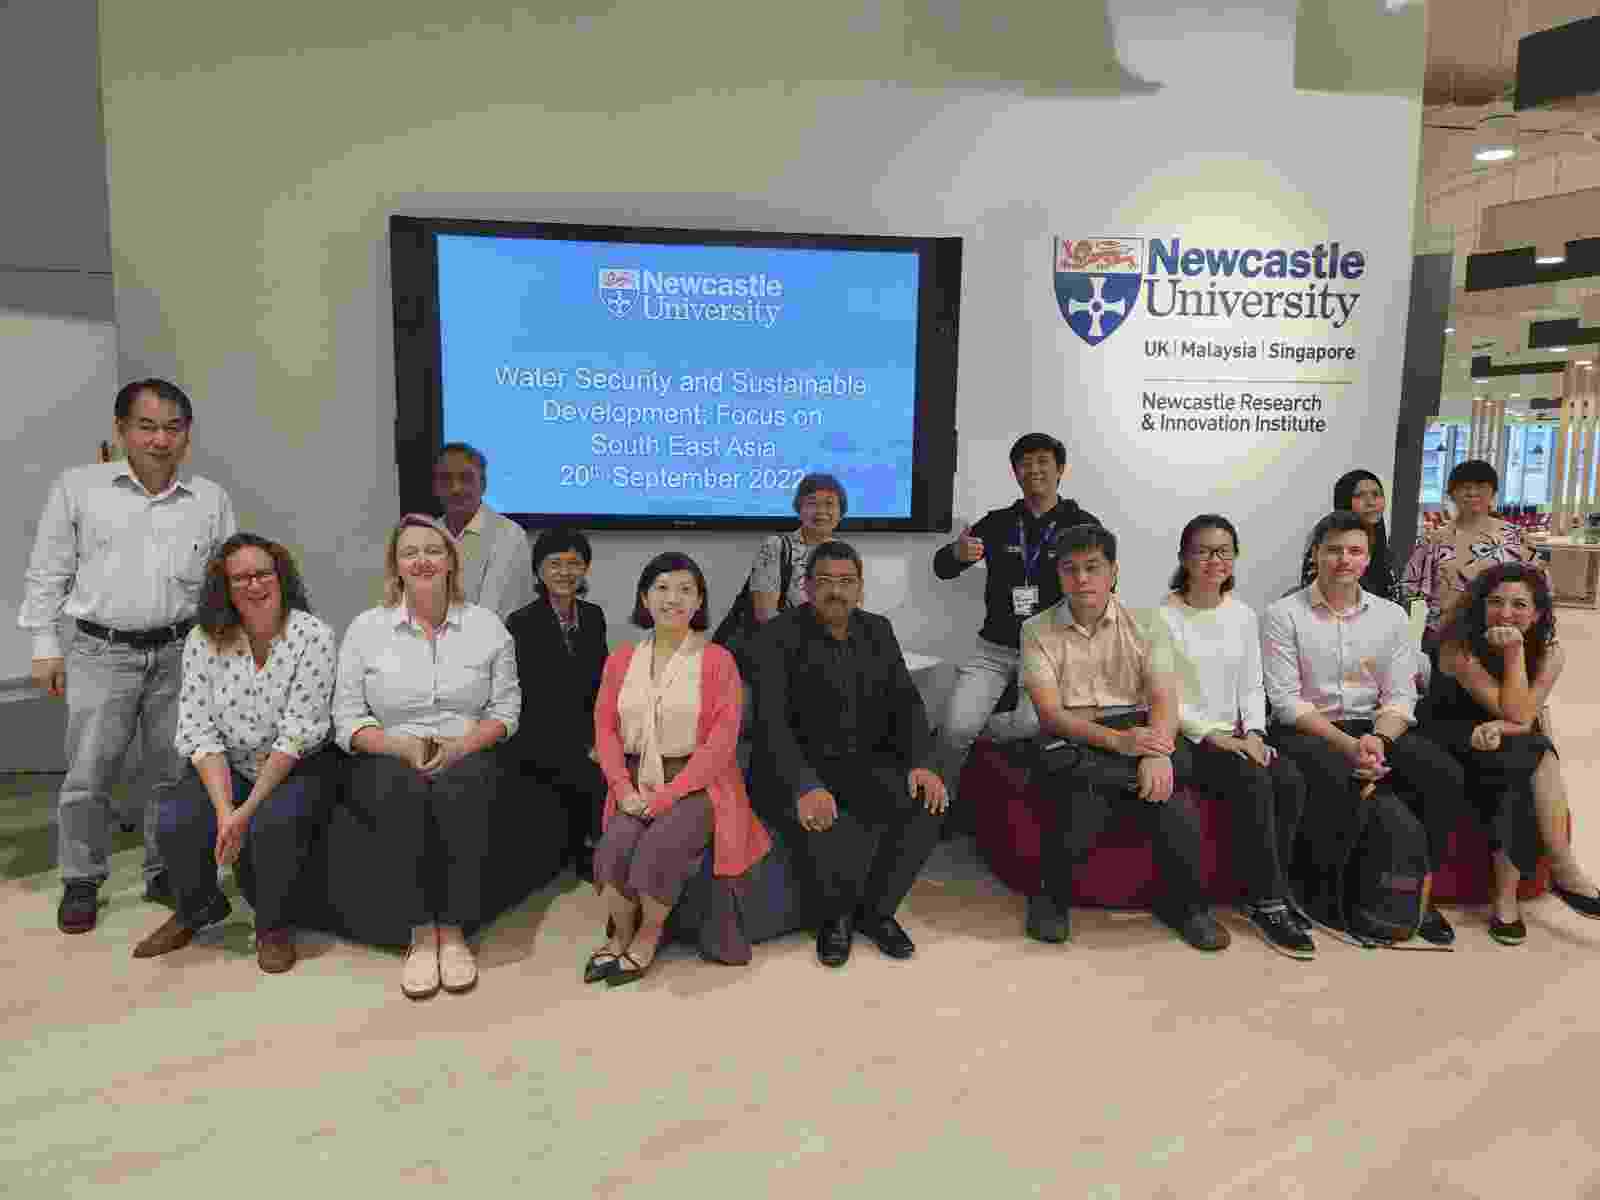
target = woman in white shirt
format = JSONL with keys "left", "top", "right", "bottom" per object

{"left": 135, "top": 534, "right": 337, "bottom": 974}
{"left": 1158, "top": 515, "right": 1314, "bottom": 960}
{"left": 333, "top": 514, "right": 521, "bottom": 999}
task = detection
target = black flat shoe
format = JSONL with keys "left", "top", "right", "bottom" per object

{"left": 605, "top": 950, "right": 649, "bottom": 988}
{"left": 1417, "top": 908, "right": 1455, "bottom": 946}
{"left": 142, "top": 871, "right": 175, "bottom": 908}
{"left": 1488, "top": 916, "right": 1527, "bottom": 945}
{"left": 857, "top": 914, "right": 915, "bottom": 959}
{"left": 583, "top": 946, "right": 621, "bottom": 984}
{"left": 1024, "top": 893, "right": 1070, "bottom": 944}
{"left": 816, "top": 916, "right": 853, "bottom": 968}
{"left": 1552, "top": 883, "right": 1600, "bottom": 920}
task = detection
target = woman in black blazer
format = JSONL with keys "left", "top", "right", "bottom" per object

{"left": 506, "top": 528, "right": 609, "bottom": 880}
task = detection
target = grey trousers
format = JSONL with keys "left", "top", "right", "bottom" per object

{"left": 58, "top": 631, "right": 185, "bottom": 884}
{"left": 935, "top": 637, "right": 1039, "bottom": 811}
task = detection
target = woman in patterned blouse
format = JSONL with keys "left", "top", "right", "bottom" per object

{"left": 748, "top": 473, "right": 849, "bottom": 622}
{"left": 1404, "top": 459, "right": 1540, "bottom": 653}
{"left": 134, "top": 534, "right": 337, "bottom": 973}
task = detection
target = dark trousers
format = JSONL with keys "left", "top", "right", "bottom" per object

{"left": 1038, "top": 740, "right": 1207, "bottom": 920}
{"left": 158, "top": 751, "right": 334, "bottom": 930}
{"left": 521, "top": 752, "right": 607, "bottom": 859}
{"left": 1187, "top": 739, "right": 1305, "bottom": 904}
{"left": 345, "top": 750, "right": 500, "bottom": 927}
{"left": 594, "top": 792, "right": 715, "bottom": 906}
{"left": 1271, "top": 720, "right": 1467, "bottom": 872}
{"left": 766, "top": 757, "right": 942, "bottom": 924}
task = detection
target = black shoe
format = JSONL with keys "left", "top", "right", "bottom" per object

{"left": 1288, "top": 907, "right": 1313, "bottom": 933}
{"left": 1416, "top": 907, "right": 1455, "bottom": 946}
{"left": 1488, "top": 915, "right": 1527, "bottom": 945}
{"left": 1171, "top": 908, "right": 1231, "bottom": 952}
{"left": 58, "top": 880, "right": 101, "bottom": 934}
{"left": 142, "top": 870, "right": 175, "bottom": 908}
{"left": 1242, "top": 902, "right": 1315, "bottom": 960}
{"left": 857, "top": 913, "right": 915, "bottom": 959}
{"left": 1552, "top": 882, "right": 1600, "bottom": 920}
{"left": 816, "top": 916, "right": 853, "bottom": 968}
{"left": 1024, "top": 893, "right": 1070, "bottom": 943}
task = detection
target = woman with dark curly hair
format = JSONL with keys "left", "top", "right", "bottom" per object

{"left": 1427, "top": 562, "right": 1600, "bottom": 943}
{"left": 136, "top": 533, "right": 338, "bottom": 973}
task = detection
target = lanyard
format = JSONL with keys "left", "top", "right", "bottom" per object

{"left": 1016, "top": 517, "right": 1057, "bottom": 582}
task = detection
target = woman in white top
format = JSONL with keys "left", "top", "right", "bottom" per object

{"left": 1158, "top": 515, "right": 1314, "bottom": 960}
{"left": 136, "top": 534, "right": 337, "bottom": 974}
{"left": 332, "top": 514, "right": 521, "bottom": 999}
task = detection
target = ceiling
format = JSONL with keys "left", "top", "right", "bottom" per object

{"left": 1419, "top": 0, "right": 1600, "bottom": 415}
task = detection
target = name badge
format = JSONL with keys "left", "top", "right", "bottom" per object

{"left": 1012, "top": 585, "right": 1039, "bottom": 616}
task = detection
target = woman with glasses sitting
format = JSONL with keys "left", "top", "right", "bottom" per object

{"left": 332, "top": 514, "right": 520, "bottom": 999}
{"left": 506, "top": 528, "right": 609, "bottom": 881}
{"left": 1156, "top": 515, "right": 1314, "bottom": 958}
{"left": 136, "top": 534, "right": 338, "bottom": 974}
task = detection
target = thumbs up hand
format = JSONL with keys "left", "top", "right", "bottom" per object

{"left": 956, "top": 526, "right": 985, "bottom": 563}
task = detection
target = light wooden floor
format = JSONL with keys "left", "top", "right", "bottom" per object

{"left": 6, "top": 614, "right": 1600, "bottom": 1197}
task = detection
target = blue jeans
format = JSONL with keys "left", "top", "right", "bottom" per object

{"left": 157, "top": 755, "right": 333, "bottom": 929}
{"left": 58, "top": 631, "right": 185, "bottom": 884}
{"left": 935, "top": 637, "right": 1040, "bottom": 811}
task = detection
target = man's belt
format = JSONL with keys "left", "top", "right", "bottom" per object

{"left": 75, "top": 618, "right": 194, "bottom": 649}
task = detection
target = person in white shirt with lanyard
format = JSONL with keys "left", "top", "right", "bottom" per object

{"left": 432, "top": 442, "right": 537, "bottom": 620}
{"left": 1157, "top": 515, "right": 1314, "bottom": 960}
{"left": 20, "top": 379, "right": 237, "bottom": 936}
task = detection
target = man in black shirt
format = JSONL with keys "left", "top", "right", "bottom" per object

{"left": 751, "top": 540, "right": 947, "bottom": 968}
{"left": 932, "top": 432, "right": 1101, "bottom": 820}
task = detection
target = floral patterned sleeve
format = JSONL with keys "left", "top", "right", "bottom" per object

{"left": 174, "top": 627, "right": 225, "bottom": 763}
{"left": 748, "top": 534, "right": 785, "bottom": 593}
{"left": 1403, "top": 534, "right": 1442, "bottom": 631}
{"left": 270, "top": 614, "right": 337, "bottom": 760}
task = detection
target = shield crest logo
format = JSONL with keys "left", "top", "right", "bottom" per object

{"left": 1053, "top": 237, "right": 1144, "bottom": 347}
{"left": 598, "top": 267, "right": 639, "bottom": 318}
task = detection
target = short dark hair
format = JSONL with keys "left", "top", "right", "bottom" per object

{"left": 1439, "top": 562, "right": 1555, "bottom": 682}
{"left": 792, "top": 472, "right": 849, "bottom": 518}
{"left": 1009, "top": 432, "right": 1067, "bottom": 470}
{"left": 631, "top": 551, "right": 710, "bottom": 631}
{"left": 531, "top": 527, "right": 593, "bottom": 599}
{"left": 805, "top": 539, "right": 863, "bottom": 580}
{"left": 195, "top": 533, "right": 312, "bottom": 644}
{"left": 436, "top": 442, "right": 487, "bottom": 480}
{"left": 115, "top": 379, "right": 193, "bottom": 425}
{"left": 1170, "top": 514, "right": 1239, "bottom": 595}
{"left": 1309, "top": 509, "right": 1368, "bottom": 549}
{"left": 1447, "top": 458, "right": 1499, "bottom": 497}
{"left": 1056, "top": 522, "right": 1116, "bottom": 564}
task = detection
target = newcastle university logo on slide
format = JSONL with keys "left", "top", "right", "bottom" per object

{"left": 598, "top": 268, "right": 639, "bottom": 317}
{"left": 1054, "top": 237, "right": 1144, "bottom": 347}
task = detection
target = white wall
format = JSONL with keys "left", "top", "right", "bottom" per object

{"left": 97, "top": 2, "right": 1422, "bottom": 674}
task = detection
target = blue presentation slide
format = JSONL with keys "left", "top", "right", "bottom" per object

{"left": 437, "top": 234, "right": 921, "bottom": 519}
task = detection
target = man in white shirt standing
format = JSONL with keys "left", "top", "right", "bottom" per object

{"left": 20, "top": 380, "right": 237, "bottom": 934}
{"left": 432, "top": 443, "right": 536, "bottom": 620}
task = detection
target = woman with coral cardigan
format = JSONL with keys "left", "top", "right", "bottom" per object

{"left": 587, "top": 551, "right": 771, "bottom": 987}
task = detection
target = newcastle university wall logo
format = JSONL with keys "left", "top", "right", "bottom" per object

{"left": 1054, "top": 237, "right": 1144, "bottom": 347}
{"left": 598, "top": 268, "right": 640, "bottom": 317}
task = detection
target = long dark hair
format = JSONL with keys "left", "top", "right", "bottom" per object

{"left": 1438, "top": 562, "right": 1555, "bottom": 682}
{"left": 195, "top": 533, "right": 313, "bottom": 644}
{"left": 1170, "top": 514, "right": 1239, "bottom": 595}
{"left": 1333, "top": 469, "right": 1388, "bottom": 575}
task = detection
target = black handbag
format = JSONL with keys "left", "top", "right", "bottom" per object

{"left": 711, "top": 537, "right": 794, "bottom": 675}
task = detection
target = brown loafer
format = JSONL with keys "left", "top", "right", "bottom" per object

{"left": 133, "top": 914, "right": 198, "bottom": 959}
{"left": 256, "top": 927, "right": 298, "bottom": 974}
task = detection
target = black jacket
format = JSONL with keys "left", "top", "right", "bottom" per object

{"left": 505, "top": 595, "right": 608, "bottom": 767}
{"left": 750, "top": 603, "right": 934, "bottom": 803}
{"left": 933, "top": 496, "right": 1101, "bottom": 648}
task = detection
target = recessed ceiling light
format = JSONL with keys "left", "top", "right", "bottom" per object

{"left": 1511, "top": 393, "right": 1521, "bottom": 398}
{"left": 1536, "top": 253, "right": 1566, "bottom": 265}
{"left": 1444, "top": 326, "right": 1455, "bottom": 334}
{"left": 1475, "top": 146, "right": 1516, "bottom": 162}
{"left": 1472, "top": 378, "right": 1486, "bottom": 384}
{"left": 1579, "top": 360, "right": 1595, "bottom": 368}
{"left": 1549, "top": 346, "right": 1569, "bottom": 352}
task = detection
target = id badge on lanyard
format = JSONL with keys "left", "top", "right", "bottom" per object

{"left": 1015, "top": 517, "right": 1056, "bottom": 616}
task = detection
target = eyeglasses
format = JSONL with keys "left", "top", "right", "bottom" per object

{"left": 1184, "top": 547, "right": 1237, "bottom": 562}
{"left": 227, "top": 570, "right": 277, "bottom": 587}
{"left": 812, "top": 573, "right": 860, "bottom": 589}
{"left": 542, "top": 560, "right": 588, "bottom": 576}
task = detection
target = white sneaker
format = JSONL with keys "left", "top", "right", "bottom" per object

{"left": 402, "top": 936, "right": 440, "bottom": 999}
{"left": 438, "top": 939, "right": 478, "bottom": 993}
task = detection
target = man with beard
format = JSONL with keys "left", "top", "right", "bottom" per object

{"left": 750, "top": 540, "right": 947, "bottom": 968}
